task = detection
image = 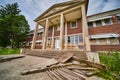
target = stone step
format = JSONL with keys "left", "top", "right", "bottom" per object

{"left": 24, "top": 49, "right": 87, "bottom": 60}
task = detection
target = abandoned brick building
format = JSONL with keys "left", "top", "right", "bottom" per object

{"left": 25, "top": 0, "right": 120, "bottom": 51}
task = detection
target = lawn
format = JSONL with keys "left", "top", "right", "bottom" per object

{"left": 0, "top": 48, "right": 20, "bottom": 55}
{"left": 98, "top": 51, "right": 120, "bottom": 80}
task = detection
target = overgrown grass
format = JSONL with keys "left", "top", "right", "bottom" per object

{"left": 98, "top": 51, "right": 120, "bottom": 80}
{"left": 0, "top": 48, "right": 20, "bottom": 55}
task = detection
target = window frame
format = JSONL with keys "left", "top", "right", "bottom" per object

{"left": 70, "top": 20, "right": 77, "bottom": 29}
{"left": 88, "top": 22, "right": 93, "bottom": 28}
{"left": 95, "top": 20, "right": 102, "bottom": 27}
{"left": 104, "top": 18, "right": 113, "bottom": 25}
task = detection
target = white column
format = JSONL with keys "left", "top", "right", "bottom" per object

{"left": 42, "top": 28, "right": 45, "bottom": 48}
{"left": 31, "top": 23, "right": 39, "bottom": 49}
{"left": 51, "top": 26, "right": 54, "bottom": 49}
{"left": 43, "top": 18, "right": 49, "bottom": 50}
{"left": 60, "top": 13, "right": 64, "bottom": 50}
{"left": 65, "top": 22, "right": 68, "bottom": 50}
{"left": 81, "top": 4, "right": 91, "bottom": 52}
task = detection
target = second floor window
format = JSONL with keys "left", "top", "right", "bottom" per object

{"left": 96, "top": 20, "right": 102, "bottom": 26}
{"left": 117, "top": 16, "right": 120, "bottom": 22}
{"left": 104, "top": 18, "right": 112, "bottom": 25}
{"left": 71, "top": 21, "right": 77, "bottom": 28}
{"left": 38, "top": 32, "right": 42, "bottom": 36}
{"left": 88, "top": 22, "right": 93, "bottom": 27}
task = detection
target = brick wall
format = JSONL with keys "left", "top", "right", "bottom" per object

{"left": 67, "top": 19, "right": 82, "bottom": 35}
{"left": 54, "top": 31, "right": 60, "bottom": 36}
{"left": 35, "top": 45, "right": 42, "bottom": 49}
{"left": 26, "top": 37, "right": 33, "bottom": 41}
{"left": 36, "top": 36, "right": 42, "bottom": 40}
{"left": 91, "top": 45, "right": 120, "bottom": 51}
{"left": 89, "top": 23, "right": 120, "bottom": 35}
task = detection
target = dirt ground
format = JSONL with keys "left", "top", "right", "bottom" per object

{"left": 0, "top": 55, "right": 57, "bottom": 80}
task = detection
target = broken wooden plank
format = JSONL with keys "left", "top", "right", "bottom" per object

{"left": 68, "top": 66, "right": 97, "bottom": 71}
{"left": 58, "top": 53, "right": 74, "bottom": 63}
{"left": 0, "top": 55, "right": 25, "bottom": 63}
{"left": 21, "top": 63, "right": 73, "bottom": 75}
{"left": 46, "top": 70, "right": 58, "bottom": 80}
{"left": 72, "top": 56, "right": 108, "bottom": 70}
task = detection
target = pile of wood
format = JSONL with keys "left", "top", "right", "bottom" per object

{"left": 21, "top": 53, "right": 107, "bottom": 80}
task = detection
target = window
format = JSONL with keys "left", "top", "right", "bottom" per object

{"left": 96, "top": 40, "right": 100, "bottom": 44}
{"left": 104, "top": 18, "right": 112, "bottom": 25}
{"left": 56, "top": 25, "right": 60, "bottom": 31}
{"left": 79, "top": 35, "right": 83, "bottom": 42}
{"left": 106, "top": 39, "right": 110, "bottom": 44}
{"left": 48, "top": 27, "right": 51, "bottom": 32}
{"left": 38, "top": 32, "right": 43, "bottom": 36}
{"left": 117, "top": 16, "right": 120, "bottom": 22}
{"left": 71, "top": 21, "right": 77, "bottom": 28}
{"left": 95, "top": 20, "right": 102, "bottom": 26}
{"left": 70, "top": 36, "right": 75, "bottom": 46}
{"left": 88, "top": 22, "right": 93, "bottom": 27}
{"left": 75, "top": 35, "right": 79, "bottom": 45}
{"left": 68, "top": 36, "right": 70, "bottom": 43}
{"left": 68, "top": 35, "right": 83, "bottom": 46}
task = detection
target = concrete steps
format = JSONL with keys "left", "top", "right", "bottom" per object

{"left": 23, "top": 49, "right": 88, "bottom": 60}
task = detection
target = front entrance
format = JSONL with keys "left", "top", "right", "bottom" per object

{"left": 55, "top": 38, "right": 60, "bottom": 49}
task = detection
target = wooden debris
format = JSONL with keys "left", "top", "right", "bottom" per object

{"left": 21, "top": 54, "right": 106, "bottom": 80}
{"left": 58, "top": 53, "right": 74, "bottom": 63}
{"left": 72, "top": 56, "right": 108, "bottom": 70}
{"left": 68, "top": 66, "right": 97, "bottom": 71}
{"left": 21, "top": 63, "right": 73, "bottom": 75}
{"left": 0, "top": 55, "right": 25, "bottom": 63}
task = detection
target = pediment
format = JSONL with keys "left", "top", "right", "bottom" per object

{"left": 35, "top": 0, "right": 86, "bottom": 21}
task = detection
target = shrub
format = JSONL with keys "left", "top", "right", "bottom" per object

{"left": 99, "top": 51, "right": 120, "bottom": 80}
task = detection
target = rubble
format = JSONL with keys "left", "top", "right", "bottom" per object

{"left": 21, "top": 53, "right": 106, "bottom": 80}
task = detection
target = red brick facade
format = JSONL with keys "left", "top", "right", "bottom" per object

{"left": 26, "top": 9, "right": 120, "bottom": 51}
{"left": 89, "top": 23, "right": 120, "bottom": 35}
{"left": 67, "top": 19, "right": 82, "bottom": 35}
{"left": 91, "top": 45, "right": 120, "bottom": 51}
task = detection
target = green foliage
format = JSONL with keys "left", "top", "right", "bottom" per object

{"left": 0, "top": 3, "right": 30, "bottom": 48}
{"left": 98, "top": 52, "right": 120, "bottom": 80}
{"left": 0, "top": 48, "right": 20, "bottom": 55}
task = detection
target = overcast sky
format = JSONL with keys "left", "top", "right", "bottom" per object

{"left": 0, "top": 0, "right": 120, "bottom": 30}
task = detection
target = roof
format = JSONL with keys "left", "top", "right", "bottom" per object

{"left": 34, "top": 0, "right": 89, "bottom": 22}
{"left": 87, "top": 8, "right": 120, "bottom": 18}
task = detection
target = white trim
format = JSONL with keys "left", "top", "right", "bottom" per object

{"left": 117, "top": 14, "right": 120, "bottom": 16}
{"left": 88, "top": 16, "right": 112, "bottom": 22}
{"left": 90, "top": 33, "right": 119, "bottom": 39}
{"left": 35, "top": 40, "right": 42, "bottom": 42}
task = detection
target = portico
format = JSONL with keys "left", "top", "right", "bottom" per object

{"left": 31, "top": 0, "right": 91, "bottom": 52}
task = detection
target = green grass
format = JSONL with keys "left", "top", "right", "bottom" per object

{"left": 98, "top": 51, "right": 120, "bottom": 80}
{"left": 0, "top": 48, "right": 20, "bottom": 55}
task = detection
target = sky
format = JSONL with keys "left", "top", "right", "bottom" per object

{"left": 0, "top": 0, "right": 120, "bottom": 30}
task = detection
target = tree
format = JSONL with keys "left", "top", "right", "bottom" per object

{"left": 0, "top": 3, "right": 30, "bottom": 48}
